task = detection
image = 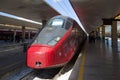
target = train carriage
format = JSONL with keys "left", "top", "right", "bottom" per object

{"left": 27, "top": 15, "right": 86, "bottom": 69}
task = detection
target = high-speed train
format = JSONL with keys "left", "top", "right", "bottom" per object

{"left": 27, "top": 15, "right": 87, "bottom": 69}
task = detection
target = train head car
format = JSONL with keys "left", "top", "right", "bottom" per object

{"left": 27, "top": 15, "right": 86, "bottom": 69}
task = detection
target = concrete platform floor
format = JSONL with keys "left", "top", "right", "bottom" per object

{"left": 80, "top": 39, "right": 120, "bottom": 80}
{"left": 20, "top": 38, "right": 120, "bottom": 80}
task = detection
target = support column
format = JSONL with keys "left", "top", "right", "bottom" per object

{"left": 96, "top": 28, "right": 100, "bottom": 40}
{"left": 99, "top": 27, "right": 102, "bottom": 40}
{"left": 111, "top": 21, "right": 118, "bottom": 48}
{"left": 13, "top": 29, "right": 16, "bottom": 43}
{"left": 98, "top": 28, "right": 100, "bottom": 36}
{"left": 28, "top": 31, "right": 31, "bottom": 43}
{"left": 22, "top": 26, "right": 25, "bottom": 42}
{"left": 42, "top": 20, "right": 47, "bottom": 27}
{"left": 102, "top": 25, "right": 105, "bottom": 41}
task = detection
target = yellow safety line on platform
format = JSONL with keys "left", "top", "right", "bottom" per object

{"left": 78, "top": 47, "right": 87, "bottom": 80}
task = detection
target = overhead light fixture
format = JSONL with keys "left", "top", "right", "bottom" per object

{"left": 0, "top": 12, "right": 42, "bottom": 25}
{"left": 0, "top": 23, "right": 38, "bottom": 31}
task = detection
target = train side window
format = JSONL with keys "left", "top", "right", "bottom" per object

{"left": 65, "top": 21, "right": 72, "bottom": 30}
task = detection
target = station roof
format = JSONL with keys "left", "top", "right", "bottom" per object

{"left": 0, "top": 0, "right": 120, "bottom": 33}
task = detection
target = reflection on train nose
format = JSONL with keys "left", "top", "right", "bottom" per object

{"left": 36, "top": 62, "right": 41, "bottom": 67}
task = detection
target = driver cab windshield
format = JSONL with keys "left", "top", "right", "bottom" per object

{"left": 45, "top": 18, "right": 64, "bottom": 28}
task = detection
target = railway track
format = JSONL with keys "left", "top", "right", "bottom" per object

{"left": 21, "top": 67, "right": 62, "bottom": 80}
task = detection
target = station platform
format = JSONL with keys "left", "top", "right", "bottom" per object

{"left": 69, "top": 39, "right": 120, "bottom": 80}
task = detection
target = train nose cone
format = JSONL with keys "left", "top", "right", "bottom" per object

{"left": 27, "top": 44, "right": 53, "bottom": 68}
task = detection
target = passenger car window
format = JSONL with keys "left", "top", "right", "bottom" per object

{"left": 65, "top": 21, "right": 72, "bottom": 30}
